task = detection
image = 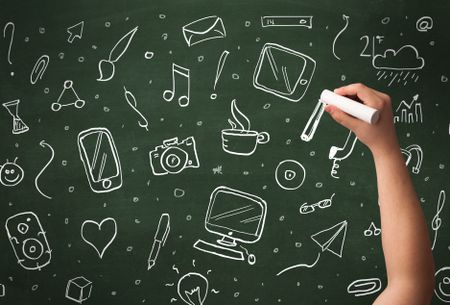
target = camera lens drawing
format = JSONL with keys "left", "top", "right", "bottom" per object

{"left": 149, "top": 136, "right": 200, "bottom": 175}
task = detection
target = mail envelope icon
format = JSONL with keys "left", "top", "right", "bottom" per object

{"left": 253, "top": 43, "right": 316, "bottom": 102}
{"left": 182, "top": 16, "right": 226, "bottom": 47}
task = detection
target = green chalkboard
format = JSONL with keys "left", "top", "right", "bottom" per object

{"left": 1, "top": 0, "right": 449, "bottom": 304}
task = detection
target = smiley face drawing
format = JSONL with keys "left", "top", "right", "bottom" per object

{"left": 0, "top": 157, "right": 24, "bottom": 187}
{"left": 435, "top": 266, "right": 450, "bottom": 303}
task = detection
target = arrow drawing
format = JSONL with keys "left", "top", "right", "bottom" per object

{"left": 67, "top": 21, "right": 84, "bottom": 43}
{"left": 332, "top": 14, "right": 349, "bottom": 60}
{"left": 34, "top": 140, "right": 55, "bottom": 200}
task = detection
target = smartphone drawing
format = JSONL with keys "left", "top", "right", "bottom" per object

{"left": 77, "top": 127, "right": 123, "bottom": 193}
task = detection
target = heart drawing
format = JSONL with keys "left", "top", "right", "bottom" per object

{"left": 81, "top": 217, "right": 117, "bottom": 259}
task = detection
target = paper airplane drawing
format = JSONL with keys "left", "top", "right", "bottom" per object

{"left": 276, "top": 220, "right": 348, "bottom": 276}
{"left": 311, "top": 220, "right": 347, "bottom": 258}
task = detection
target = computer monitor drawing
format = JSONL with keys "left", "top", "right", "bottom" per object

{"left": 193, "top": 186, "right": 267, "bottom": 265}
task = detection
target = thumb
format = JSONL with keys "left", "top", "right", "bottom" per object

{"left": 325, "top": 105, "right": 360, "bottom": 132}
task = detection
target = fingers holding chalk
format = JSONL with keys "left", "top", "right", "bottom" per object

{"left": 333, "top": 83, "right": 384, "bottom": 109}
{"left": 325, "top": 105, "right": 360, "bottom": 132}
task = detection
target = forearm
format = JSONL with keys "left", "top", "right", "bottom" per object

{"left": 373, "top": 147, "right": 435, "bottom": 304}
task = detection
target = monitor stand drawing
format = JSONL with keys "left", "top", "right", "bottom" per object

{"left": 194, "top": 236, "right": 256, "bottom": 265}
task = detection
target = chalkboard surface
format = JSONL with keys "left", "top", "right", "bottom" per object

{"left": 1, "top": 0, "right": 449, "bottom": 304}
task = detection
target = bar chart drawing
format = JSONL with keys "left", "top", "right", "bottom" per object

{"left": 394, "top": 94, "right": 422, "bottom": 123}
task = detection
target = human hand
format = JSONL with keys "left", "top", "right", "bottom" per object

{"left": 324, "top": 83, "right": 400, "bottom": 157}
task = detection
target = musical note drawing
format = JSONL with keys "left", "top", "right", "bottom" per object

{"left": 363, "top": 222, "right": 381, "bottom": 237}
{"left": 332, "top": 14, "right": 349, "bottom": 60}
{"left": 97, "top": 26, "right": 138, "bottom": 81}
{"left": 123, "top": 86, "right": 149, "bottom": 131}
{"left": 211, "top": 50, "right": 230, "bottom": 99}
{"left": 432, "top": 190, "right": 445, "bottom": 250}
{"left": 34, "top": 140, "right": 55, "bottom": 200}
{"left": 163, "top": 63, "right": 190, "bottom": 107}
{"left": 3, "top": 22, "right": 15, "bottom": 65}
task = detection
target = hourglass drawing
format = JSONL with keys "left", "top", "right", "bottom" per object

{"left": 2, "top": 99, "right": 30, "bottom": 134}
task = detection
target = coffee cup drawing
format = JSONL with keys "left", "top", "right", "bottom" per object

{"left": 221, "top": 100, "right": 270, "bottom": 156}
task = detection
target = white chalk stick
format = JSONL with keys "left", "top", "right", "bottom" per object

{"left": 320, "top": 89, "right": 380, "bottom": 124}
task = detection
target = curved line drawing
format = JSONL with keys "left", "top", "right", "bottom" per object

{"left": 123, "top": 86, "right": 149, "bottom": 131}
{"left": 332, "top": 14, "right": 349, "bottom": 60}
{"left": 400, "top": 144, "right": 423, "bottom": 174}
{"left": 30, "top": 55, "right": 50, "bottom": 85}
{"left": 431, "top": 190, "right": 445, "bottom": 250}
{"left": 34, "top": 140, "right": 54, "bottom": 200}
{"left": 416, "top": 16, "right": 433, "bottom": 32}
{"left": 3, "top": 22, "right": 15, "bottom": 65}
{"left": 275, "top": 159, "right": 306, "bottom": 190}
{"left": 213, "top": 50, "right": 230, "bottom": 91}
{"left": 276, "top": 252, "right": 321, "bottom": 276}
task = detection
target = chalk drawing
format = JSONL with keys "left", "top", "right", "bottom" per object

{"left": 97, "top": 26, "right": 138, "bottom": 81}
{"left": 148, "top": 213, "right": 170, "bottom": 270}
{"left": 177, "top": 272, "right": 209, "bottom": 305}
{"left": 329, "top": 131, "right": 358, "bottom": 179}
{"left": 182, "top": 16, "right": 226, "bottom": 47}
{"left": 416, "top": 16, "right": 433, "bottom": 32}
{"left": 211, "top": 50, "right": 230, "bottom": 99}
{"left": 67, "top": 21, "right": 84, "bottom": 43}
{"left": 260, "top": 16, "right": 312, "bottom": 28}
{"left": 394, "top": 94, "right": 422, "bottom": 123}
{"left": 2, "top": 99, "right": 29, "bottom": 134}
{"left": 51, "top": 80, "right": 86, "bottom": 111}
{"left": 77, "top": 127, "right": 123, "bottom": 193}
{"left": 34, "top": 140, "right": 55, "bottom": 199}
{"left": 123, "top": 86, "right": 149, "bottom": 131}
{"left": 347, "top": 278, "right": 382, "bottom": 297}
{"left": 194, "top": 186, "right": 267, "bottom": 265}
{"left": 363, "top": 222, "right": 381, "bottom": 237}
{"left": 0, "top": 157, "right": 24, "bottom": 187}
{"left": 431, "top": 190, "right": 445, "bottom": 250}
{"left": 65, "top": 276, "right": 92, "bottom": 303}
{"left": 81, "top": 217, "right": 117, "bottom": 259}
{"left": 332, "top": 14, "right": 349, "bottom": 60}
{"left": 163, "top": 63, "right": 190, "bottom": 107}
{"left": 30, "top": 55, "right": 50, "bottom": 84}
{"left": 253, "top": 43, "right": 316, "bottom": 102}
{"left": 275, "top": 159, "right": 306, "bottom": 190}
{"left": 301, "top": 100, "right": 325, "bottom": 142}
{"left": 400, "top": 144, "right": 423, "bottom": 174}
{"left": 372, "top": 44, "right": 424, "bottom": 71}
{"left": 149, "top": 136, "right": 200, "bottom": 175}
{"left": 299, "top": 193, "right": 335, "bottom": 215}
{"left": 435, "top": 266, "right": 450, "bottom": 302}
{"left": 221, "top": 99, "right": 269, "bottom": 156}
{"left": 3, "top": 22, "right": 14, "bottom": 65}
{"left": 277, "top": 220, "right": 348, "bottom": 276}
{"left": 5, "top": 211, "right": 52, "bottom": 270}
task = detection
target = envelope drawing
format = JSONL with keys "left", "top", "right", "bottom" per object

{"left": 182, "top": 15, "right": 226, "bottom": 47}
{"left": 253, "top": 43, "right": 316, "bottom": 102}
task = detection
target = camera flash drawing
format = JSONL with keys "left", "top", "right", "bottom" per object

{"left": 149, "top": 136, "right": 200, "bottom": 175}
{"left": 277, "top": 220, "right": 347, "bottom": 276}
